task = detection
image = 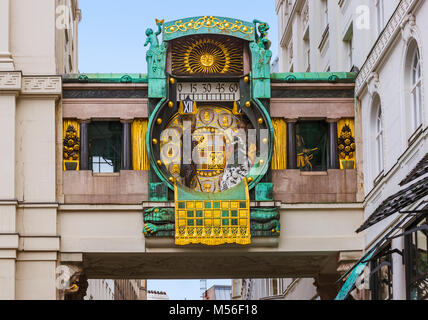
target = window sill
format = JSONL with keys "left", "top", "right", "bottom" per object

{"left": 300, "top": 171, "right": 328, "bottom": 176}
{"left": 408, "top": 125, "right": 423, "bottom": 147}
{"left": 92, "top": 172, "right": 120, "bottom": 177}
{"left": 318, "top": 24, "right": 329, "bottom": 53}
{"left": 373, "top": 170, "right": 385, "bottom": 188}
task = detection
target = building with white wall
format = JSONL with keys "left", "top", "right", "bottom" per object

{"left": 249, "top": 0, "right": 428, "bottom": 301}
{"left": 84, "top": 279, "right": 144, "bottom": 300}
{"left": 0, "top": 0, "right": 81, "bottom": 300}
{"left": 85, "top": 279, "right": 115, "bottom": 300}
{"left": 203, "top": 285, "right": 232, "bottom": 300}
{"left": 354, "top": 0, "right": 427, "bottom": 301}
{"left": 4, "top": 0, "right": 423, "bottom": 301}
{"left": 234, "top": 278, "right": 319, "bottom": 300}
{"left": 275, "top": 0, "right": 400, "bottom": 73}
{"left": 147, "top": 290, "right": 169, "bottom": 300}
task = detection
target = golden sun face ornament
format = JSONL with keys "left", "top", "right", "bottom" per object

{"left": 200, "top": 53, "right": 214, "bottom": 67}
{"left": 172, "top": 36, "right": 243, "bottom": 75}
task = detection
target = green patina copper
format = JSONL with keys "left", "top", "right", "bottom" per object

{"left": 143, "top": 207, "right": 280, "bottom": 238}
{"left": 62, "top": 73, "right": 148, "bottom": 83}
{"left": 250, "top": 20, "right": 272, "bottom": 99}
{"left": 143, "top": 207, "right": 175, "bottom": 236}
{"left": 271, "top": 72, "right": 357, "bottom": 83}
{"left": 162, "top": 16, "right": 255, "bottom": 42}
{"left": 149, "top": 182, "right": 169, "bottom": 202}
{"left": 245, "top": 97, "right": 274, "bottom": 190}
{"left": 145, "top": 20, "right": 167, "bottom": 98}
{"left": 250, "top": 207, "right": 280, "bottom": 236}
{"left": 255, "top": 183, "right": 273, "bottom": 201}
{"left": 176, "top": 181, "right": 247, "bottom": 201}
{"left": 146, "top": 98, "right": 169, "bottom": 200}
{"left": 61, "top": 72, "right": 356, "bottom": 84}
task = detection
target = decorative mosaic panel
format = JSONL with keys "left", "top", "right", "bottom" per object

{"left": 174, "top": 180, "right": 251, "bottom": 246}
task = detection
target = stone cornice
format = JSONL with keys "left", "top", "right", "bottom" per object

{"left": 0, "top": 72, "right": 61, "bottom": 96}
{"left": 355, "top": 0, "right": 419, "bottom": 96}
{"left": 21, "top": 76, "right": 61, "bottom": 95}
{"left": 0, "top": 72, "right": 21, "bottom": 91}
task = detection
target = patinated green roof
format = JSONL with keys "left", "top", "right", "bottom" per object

{"left": 271, "top": 72, "right": 356, "bottom": 83}
{"left": 62, "top": 73, "right": 148, "bottom": 83}
{"left": 62, "top": 72, "right": 356, "bottom": 84}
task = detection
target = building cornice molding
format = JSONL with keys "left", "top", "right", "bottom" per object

{"left": 363, "top": 127, "right": 428, "bottom": 205}
{"left": 355, "top": 0, "right": 419, "bottom": 96}
{"left": 0, "top": 72, "right": 21, "bottom": 91}
{"left": 279, "top": 0, "right": 305, "bottom": 48}
{"left": 0, "top": 72, "right": 62, "bottom": 96}
{"left": 21, "top": 76, "right": 62, "bottom": 96}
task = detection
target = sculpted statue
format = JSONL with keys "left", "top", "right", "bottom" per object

{"left": 253, "top": 19, "right": 271, "bottom": 50}
{"left": 145, "top": 19, "right": 167, "bottom": 79}
{"left": 143, "top": 207, "right": 175, "bottom": 235}
{"left": 250, "top": 19, "right": 272, "bottom": 79}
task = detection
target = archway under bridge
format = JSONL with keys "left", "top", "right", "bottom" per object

{"left": 58, "top": 202, "right": 363, "bottom": 299}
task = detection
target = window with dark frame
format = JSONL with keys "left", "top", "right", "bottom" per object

{"left": 88, "top": 121, "right": 123, "bottom": 173}
{"left": 405, "top": 213, "right": 428, "bottom": 300}
{"left": 295, "top": 121, "right": 329, "bottom": 172}
{"left": 370, "top": 243, "right": 393, "bottom": 300}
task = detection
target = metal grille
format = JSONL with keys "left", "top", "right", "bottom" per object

{"left": 400, "top": 153, "right": 428, "bottom": 186}
{"left": 356, "top": 176, "right": 428, "bottom": 233}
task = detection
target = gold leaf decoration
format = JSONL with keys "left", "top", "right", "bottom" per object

{"left": 164, "top": 16, "right": 253, "bottom": 35}
{"left": 171, "top": 35, "right": 243, "bottom": 76}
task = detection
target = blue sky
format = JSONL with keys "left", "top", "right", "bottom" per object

{"left": 78, "top": 0, "right": 278, "bottom": 73}
{"left": 148, "top": 279, "right": 232, "bottom": 300}
{"left": 78, "top": 0, "right": 277, "bottom": 300}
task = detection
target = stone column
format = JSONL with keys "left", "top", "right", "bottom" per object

{"left": 14, "top": 76, "right": 62, "bottom": 300}
{"left": 138, "top": 280, "right": 147, "bottom": 300}
{"left": 314, "top": 274, "right": 340, "bottom": 300}
{"left": 336, "top": 251, "right": 369, "bottom": 300}
{"left": 0, "top": 71, "right": 20, "bottom": 300}
{"left": 286, "top": 119, "right": 297, "bottom": 169}
{"left": 327, "top": 119, "right": 339, "bottom": 169}
{"left": 79, "top": 120, "right": 90, "bottom": 171}
{"left": 392, "top": 236, "right": 406, "bottom": 300}
{"left": 121, "top": 120, "right": 132, "bottom": 170}
{"left": 0, "top": 0, "right": 14, "bottom": 70}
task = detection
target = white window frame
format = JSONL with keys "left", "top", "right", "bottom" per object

{"left": 410, "top": 47, "right": 423, "bottom": 132}
{"left": 322, "top": 0, "right": 329, "bottom": 30}
{"left": 376, "top": 0, "right": 385, "bottom": 35}
{"left": 347, "top": 37, "right": 353, "bottom": 70}
{"left": 375, "top": 105, "right": 384, "bottom": 176}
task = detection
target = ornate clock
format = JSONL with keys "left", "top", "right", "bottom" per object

{"left": 144, "top": 17, "right": 279, "bottom": 246}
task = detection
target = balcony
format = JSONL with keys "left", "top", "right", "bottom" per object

{"left": 273, "top": 169, "right": 357, "bottom": 203}
{"left": 62, "top": 170, "right": 148, "bottom": 204}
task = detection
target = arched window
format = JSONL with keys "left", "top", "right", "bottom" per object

{"left": 405, "top": 40, "right": 424, "bottom": 138}
{"left": 371, "top": 94, "right": 384, "bottom": 180}
{"left": 375, "top": 105, "right": 384, "bottom": 175}
{"left": 410, "top": 47, "right": 422, "bottom": 131}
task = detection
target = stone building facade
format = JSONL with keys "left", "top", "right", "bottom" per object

{"left": 0, "top": 2, "right": 367, "bottom": 300}
{"left": 243, "top": 0, "right": 427, "bottom": 301}
{"left": 0, "top": 0, "right": 80, "bottom": 300}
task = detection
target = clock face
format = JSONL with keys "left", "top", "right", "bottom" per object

{"left": 158, "top": 105, "right": 258, "bottom": 193}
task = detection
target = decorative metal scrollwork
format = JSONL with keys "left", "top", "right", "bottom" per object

{"left": 164, "top": 16, "right": 254, "bottom": 35}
